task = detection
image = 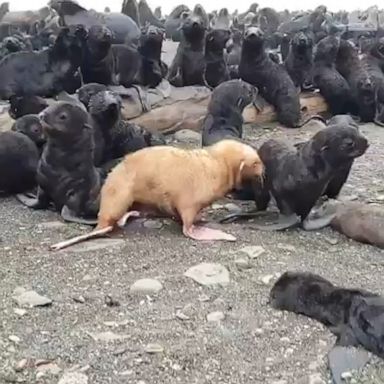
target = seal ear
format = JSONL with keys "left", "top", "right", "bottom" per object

{"left": 312, "top": 130, "right": 329, "bottom": 152}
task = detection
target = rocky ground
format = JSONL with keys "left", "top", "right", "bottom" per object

{"left": 0, "top": 119, "right": 384, "bottom": 384}
{"left": 1, "top": 41, "right": 384, "bottom": 384}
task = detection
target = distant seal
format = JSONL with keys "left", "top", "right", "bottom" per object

{"left": 121, "top": 0, "right": 140, "bottom": 27}
{"left": 239, "top": 26, "right": 300, "bottom": 128}
{"left": 0, "top": 25, "right": 87, "bottom": 99}
{"left": 50, "top": 0, "right": 140, "bottom": 46}
{"left": 81, "top": 25, "right": 114, "bottom": 85}
{"left": 336, "top": 39, "right": 376, "bottom": 122}
{"left": 284, "top": 31, "right": 314, "bottom": 90}
{"left": 17, "top": 102, "right": 102, "bottom": 224}
{"left": 313, "top": 35, "right": 354, "bottom": 115}
{"left": 204, "top": 29, "right": 231, "bottom": 88}
{"left": 168, "top": 13, "right": 206, "bottom": 86}
{"left": 0, "top": 131, "right": 39, "bottom": 194}
{"left": 226, "top": 29, "right": 242, "bottom": 67}
{"left": 164, "top": 5, "right": 190, "bottom": 41}
{"left": 138, "top": 0, "right": 163, "bottom": 28}
{"left": 202, "top": 79, "right": 258, "bottom": 146}
{"left": 11, "top": 115, "right": 45, "bottom": 151}
{"left": 193, "top": 4, "right": 209, "bottom": 29}
{"left": 9, "top": 95, "right": 49, "bottom": 119}
{"left": 249, "top": 125, "right": 369, "bottom": 230}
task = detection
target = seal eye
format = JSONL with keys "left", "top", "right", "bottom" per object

{"left": 58, "top": 112, "right": 67, "bottom": 121}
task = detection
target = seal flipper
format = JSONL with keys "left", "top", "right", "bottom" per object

{"left": 16, "top": 187, "right": 50, "bottom": 209}
{"left": 328, "top": 345, "right": 371, "bottom": 384}
{"left": 60, "top": 205, "right": 98, "bottom": 226}
{"left": 219, "top": 210, "right": 269, "bottom": 224}
{"left": 251, "top": 213, "right": 301, "bottom": 231}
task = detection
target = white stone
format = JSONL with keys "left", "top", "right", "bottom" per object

{"left": 58, "top": 372, "right": 88, "bottom": 384}
{"left": 239, "top": 246, "right": 265, "bottom": 259}
{"left": 144, "top": 343, "right": 164, "bottom": 354}
{"left": 13, "top": 290, "right": 52, "bottom": 308}
{"left": 89, "top": 331, "right": 130, "bottom": 342}
{"left": 130, "top": 279, "right": 163, "bottom": 295}
{"left": 184, "top": 263, "right": 230, "bottom": 286}
{"left": 260, "top": 275, "right": 274, "bottom": 285}
{"left": 207, "top": 311, "right": 225, "bottom": 322}
{"left": 174, "top": 129, "right": 201, "bottom": 143}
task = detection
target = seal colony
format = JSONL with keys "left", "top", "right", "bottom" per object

{"left": 0, "top": 1, "right": 384, "bottom": 381}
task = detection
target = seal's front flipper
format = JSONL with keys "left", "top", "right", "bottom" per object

{"left": 251, "top": 213, "right": 301, "bottom": 231}
{"left": 61, "top": 205, "right": 98, "bottom": 226}
{"left": 219, "top": 211, "right": 268, "bottom": 224}
{"left": 328, "top": 346, "right": 371, "bottom": 384}
{"left": 16, "top": 188, "right": 49, "bottom": 209}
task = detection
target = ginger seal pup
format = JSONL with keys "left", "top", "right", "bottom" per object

{"left": 51, "top": 139, "right": 264, "bottom": 250}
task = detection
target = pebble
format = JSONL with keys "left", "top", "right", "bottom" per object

{"left": 309, "top": 373, "right": 325, "bottom": 384}
{"left": 64, "top": 238, "right": 125, "bottom": 253}
{"left": 130, "top": 279, "right": 163, "bottom": 295}
{"left": 89, "top": 331, "right": 130, "bottom": 342}
{"left": 224, "top": 203, "right": 241, "bottom": 213}
{"left": 144, "top": 343, "right": 164, "bottom": 354}
{"left": 280, "top": 337, "right": 290, "bottom": 343}
{"left": 211, "top": 203, "right": 224, "bottom": 210}
{"left": 58, "top": 372, "right": 89, "bottom": 384}
{"left": 254, "top": 328, "right": 264, "bottom": 336}
{"left": 38, "top": 221, "right": 66, "bottom": 230}
{"left": 13, "top": 308, "right": 27, "bottom": 317}
{"left": 277, "top": 243, "right": 296, "bottom": 252}
{"left": 171, "top": 363, "right": 182, "bottom": 371}
{"left": 239, "top": 245, "right": 266, "bottom": 259}
{"left": 341, "top": 372, "right": 353, "bottom": 380}
{"left": 375, "top": 194, "right": 384, "bottom": 201}
{"left": 36, "top": 363, "right": 62, "bottom": 376}
{"left": 260, "top": 275, "right": 274, "bottom": 285}
{"left": 184, "top": 263, "right": 230, "bottom": 286}
{"left": 234, "top": 257, "right": 251, "bottom": 270}
{"left": 8, "top": 335, "right": 20, "bottom": 344}
{"left": 174, "top": 129, "right": 201, "bottom": 143}
{"left": 325, "top": 237, "right": 339, "bottom": 245}
{"left": 175, "top": 311, "right": 190, "bottom": 321}
{"left": 13, "top": 288, "right": 52, "bottom": 308}
{"left": 271, "top": 381, "right": 288, "bottom": 384}
{"left": 143, "top": 220, "right": 163, "bottom": 230}
{"left": 207, "top": 311, "right": 225, "bottom": 322}
{"left": 14, "top": 359, "right": 30, "bottom": 372}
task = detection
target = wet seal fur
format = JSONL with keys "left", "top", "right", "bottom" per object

{"left": 201, "top": 79, "right": 258, "bottom": 146}
{"left": 168, "top": 12, "right": 207, "bottom": 86}
{"left": 0, "top": 131, "right": 39, "bottom": 194}
{"left": 0, "top": 25, "right": 87, "bottom": 99}
{"left": 249, "top": 124, "right": 369, "bottom": 230}
{"left": 50, "top": 140, "right": 264, "bottom": 250}
{"left": 313, "top": 36, "right": 354, "bottom": 115}
{"left": 9, "top": 95, "right": 49, "bottom": 119}
{"left": 239, "top": 26, "right": 301, "bottom": 128}
{"left": 270, "top": 272, "right": 384, "bottom": 360}
{"left": 284, "top": 31, "right": 314, "bottom": 90}
{"left": 16, "top": 102, "right": 102, "bottom": 225}
{"left": 204, "top": 29, "right": 231, "bottom": 88}
{"left": 336, "top": 39, "right": 376, "bottom": 122}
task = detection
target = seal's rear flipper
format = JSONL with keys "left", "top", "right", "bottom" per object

{"left": 61, "top": 205, "right": 98, "bottom": 226}
{"left": 328, "top": 346, "right": 371, "bottom": 384}
{"left": 219, "top": 210, "right": 268, "bottom": 224}
{"left": 16, "top": 189, "right": 49, "bottom": 209}
{"left": 251, "top": 213, "right": 301, "bottom": 231}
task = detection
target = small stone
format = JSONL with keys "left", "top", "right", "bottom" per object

{"left": 234, "top": 257, "right": 251, "bottom": 270}
{"left": 36, "top": 363, "right": 62, "bottom": 376}
{"left": 13, "top": 308, "right": 27, "bottom": 317}
{"left": 175, "top": 311, "right": 190, "bottom": 321}
{"left": 239, "top": 245, "right": 265, "bottom": 259}
{"left": 14, "top": 359, "right": 29, "bottom": 372}
{"left": 8, "top": 335, "right": 20, "bottom": 344}
{"left": 309, "top": 373, "right": 325, "bottom": 384}
{"left": 325, "top": 237, "right": 339, "bottom": 245}
{"left": 73, "top": 296, "right": 86, "bottom": 304}
{"left": 198, "top": 294, "right": 210, "bottom": 302}
{"left": 38, "top": 221, "right": 66, "bottom": 230}
{"left": 89, "top": 331, "right": 130, "bottom": 342}
{"left": 271, "top": 381, "right": 287, "bottom": 384}
{"left": 260, "top": 275, "right": 274, "bottom": 285}
{"left": 224, "top": 203, "right": 241, "bottom": 213}
{"left": 104, "top": 295, "right": 120, "bottom": 307}
{"left": 207, "top": 311, "right": 225, "bottom": 322}
{"left": 143, "top": 220, "right": 163, "bottom": 230}
{"left": 144, "top": 343, "right": 164, "bottom": 354}
{"left": 341, "top": 372, "right": 353, "bottom": 380}
{"left": 184, "top": 263, "right": 230, "bottom": 286}
{"left": 36, "top": 371, "right": 45, "bottom": 380}
{"left": 211, "top": 203, "right": 224, "bottom": 210}
{"left": 174, "top": 129, "right": 201, "bottom": 143}
{"left": 58, "top": 372, "right": 88, "bottom": 384}
{"left": 280, "top": 337, "right": 290, "bottom": 343}
{"left": 130, "top": 279, "right": 163, "bottom": 295}
{"left": 254, "top": 328, "right": 264, "bottom": 336}
{"left": 119, "top": 370, "right": 133, "bottom": 376}
{"left": 375, "top": 194, "right": 384, "bottom": 201}
{"left": 277, "top": 243, "right": 296, "bottom": 252}
{"left": 13, "top": 289, "right": 52, "bottom": 308}
{"left": 172, "top": 363, "right": 182, "bottom": 371}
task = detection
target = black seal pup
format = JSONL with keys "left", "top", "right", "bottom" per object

{"left": 138, "top": 0, "right": 164, "bottom": 28}
{"left": 11, "top": 115, "right": 45, "bottom": 151}
{"left": 284, "top": 31, "right": 314, "bottom": 90}
{"left": 17, "top": 102, "right": 102, "bottom": 225}
{"left": 247, "top": 125, "right": 368, "bottom": 230}
{"left": 0, "top": 25, "right": 87, "bottom": 99}
{"left": 336, "top": 39, "right": 376, "bottom": 122}
{"left": 239, "top": 26, "right": 301, "bottom": 128}
{"left": 270, "top": 272, "right": 384, "bottom": 363}
{"left": 9, "top": 95, "right": 49, "bottom": 120}
{"left": 168, "top": 12, "right": 207, "bottom": 86}
{"left": 81, "top": 25, "right": 114, "bottom": 85}
{"left": 0, "top": 131, "right": 39, "bottom": 194}
{"left": 77, "top": 83, "right": 108, "bottom": 107}
{"left": 204, "top": 29, "right": 231, "bottom": 88}
{"left": 201, "top": 79, "right": 258, "bottom": 146}
{"left": 313, "top": 35, "right": 354, "bottom": 115}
